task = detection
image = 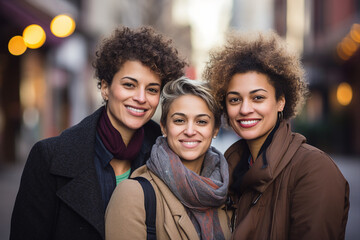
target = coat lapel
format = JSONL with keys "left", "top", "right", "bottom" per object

{"left": 148, "top": 171, "right": 199, "bottom": 240}
{"left": 50, "top": 107, "right": 105, "bottom": 238}
{"left": 56, "top": 165, "right": 104, "bottom": 237}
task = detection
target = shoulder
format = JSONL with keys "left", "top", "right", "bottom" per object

{"left": 224, "top": 139, "right": 246, "bottom": 158}
{"left": 295, "top": 143, "right": 337, "bottom": 169}
{"left": 290, "top": 142, "right": 347, "bottom": 183}
{"left": 59, "top": 107, "right": 103, "bottom": 139}
{"left": 113, "top": 178, "right": 145, "bottom": 198}
{"left": 106, "top": 177, "right": 147, "bottom": 219}
{"left": 113, "top": 166, "right": 153, "bottom": 199}
{"left": 224, "top": 139, "right": 246, "bottom": 171}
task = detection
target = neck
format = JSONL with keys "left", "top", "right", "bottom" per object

{"left": 110, "top": 159, "right": 131, "bottom": 175}
{"left": 120, "top": 131, "right": 134, "bottom": 146}
{"left": 247, "top": 126, "right": 274, "bottom": 160}
{"left": 181, "top": 158, "right": 204, "bottom": 175}
{"left": 106, "top": 108, "right": 135, "bottom": 146}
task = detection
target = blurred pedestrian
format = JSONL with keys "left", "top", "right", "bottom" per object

{"left": 10, "top": 26, "right": 186, "bottom": 240}
{"left": 203, "top": 30, "right": 349, "bottom": 240}
{"left": 105, "top": 77, "right": 231, "bottom": 240}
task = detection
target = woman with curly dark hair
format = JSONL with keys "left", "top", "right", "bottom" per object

{"left": 10, "top": 26, "right": 187, "bottom": 240}
{"left": 203, "top": 30, "right": 349, "bottom": 239}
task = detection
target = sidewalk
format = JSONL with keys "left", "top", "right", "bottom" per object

{"left": 0, "top": 161, "right": 24, "bottom": 240}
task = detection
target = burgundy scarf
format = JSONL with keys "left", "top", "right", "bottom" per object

{"left": 96, "top": 107, "right": 144, "bottom": 161}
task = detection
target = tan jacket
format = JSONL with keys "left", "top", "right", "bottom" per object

{"left": 226, "top": 121, "right": 349, "bottom": 240}
{"left": 105, "top": 166, "right": 232, "bottom": 240}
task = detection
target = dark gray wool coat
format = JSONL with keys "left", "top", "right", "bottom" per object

{"left": 10, "top": 106, "right": 161, "bottom": 240}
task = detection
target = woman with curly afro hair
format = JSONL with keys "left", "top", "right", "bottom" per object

{"left": 203, "top": 30, "right": 349, "bottom": 240}
{"left": 11, "top": 26, "right": 187, "bottom": 240}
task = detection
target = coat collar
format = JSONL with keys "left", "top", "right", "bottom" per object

{"left": 150, "top": 170, "right": 200, "bottom": 240}
{"left": 132, "top": 166, "right": 200, "bottom": 240}
{"left": 47, "top": 106, "right": 160, "bottom": 239}
{"left": 50, "top": 106, "right": 105, "bottom": 238}
{"left": 226, "top": 121, "right": 306, "bottom": 193}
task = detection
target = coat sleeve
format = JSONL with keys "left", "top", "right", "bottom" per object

{"left": 10, "top": 140, "right": 58, "bottom": 239}
{"left": 289, "top": 149, "right": 349, "bottom": 240}
{"left": 105, "top": 179, "right": 147, "bottom": 240}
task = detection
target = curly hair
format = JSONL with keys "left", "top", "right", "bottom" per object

{"left": 93, "top": 26, "right": 187, "bottom": 89}
{"left": 203, "top": 30, "right": 308, "bottom": 120}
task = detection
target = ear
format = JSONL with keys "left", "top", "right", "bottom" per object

{"left": 100, "top": 80, "right": 109, "bottom": 101}
{"left": 277, "top": 95, "right": 285, "bottom": 112}
{"left": 160, "top": 123, "right": 167, "bottom": 137}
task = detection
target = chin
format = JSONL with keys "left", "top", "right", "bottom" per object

{"left": 127, "top": 122, "right": 147, "bottom": 130}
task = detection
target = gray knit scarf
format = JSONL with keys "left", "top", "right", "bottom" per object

{"left": 146, "top": 136, "right": 229, "bottom": 240}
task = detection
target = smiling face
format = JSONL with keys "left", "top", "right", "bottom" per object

{"left": 226, "top": 71, "right": 285, "bottom": 147}
{"left": 161, "top": 94, "right": 219, "bottom": 170}
{"left": 101, "top": 60, "right": 161, "bottom": 141}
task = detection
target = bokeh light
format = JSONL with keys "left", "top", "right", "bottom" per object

{"left": 22, "top": 24, "right": 46, "bottom": 49}
{"left": 337, "top": 44, "right": 350, "bottom": 61}
{"left": 50, "top": 14, "right": 76, "bottom": 38}
{"left": 336, "top": 82, "right": 353, "bottom": 106}
{"left": 350, "top": 23, "right": 360, "bottom": 43}
{"left": 8, "top": 35, "right": 27, "bottom": 56}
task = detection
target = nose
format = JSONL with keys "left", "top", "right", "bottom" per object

{"left": 239, "top": 99, "right": 253, "bottom": 115}
{"left": 133, "top": 88, "right": 146, "bottom": 104}
{"left": 183, "top": 122, "right": 196, "bottom": 136}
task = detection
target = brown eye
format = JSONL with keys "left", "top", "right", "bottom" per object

{"left": 147, "top": 88, "right": 159, "bottom": 94}
{"left": 197, "top": 120, "right": 208, "bottom": 125}
{"left": 123, "top": 83, "right": 135, "bottom": 88}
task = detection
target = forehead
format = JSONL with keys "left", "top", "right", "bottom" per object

{"left": 227, "top": 71, "right": 274, "bottom": 93}
{"left": 168, "top": 95, "right": 212, "bottom": 116}
{"left": 116, "top": 60, "right": 161, "bottom": 84}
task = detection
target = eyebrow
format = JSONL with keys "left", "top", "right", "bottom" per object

{"left": 226, "top": 88, "right": 268, "bottom": 96}
{"left": 170, "top": 112, "right": 212, "bottom": 118}
{"left": 121, "top": 76, "right": 161, "bottom": 87}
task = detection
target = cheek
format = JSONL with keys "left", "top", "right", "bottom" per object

{"left": 149, "top": 95, "right": 160, "bottom": 107}
{"left": 109, "top": 87, "right": 125, "bottom": 100}
{"left": 226, "top": 105, "right": 238, "bottom": 120}
{"left": 166, "top": 124, "right": 182, "bottom": 137}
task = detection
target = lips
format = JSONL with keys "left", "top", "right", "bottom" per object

{"left": 180, "top": 140, "right": 200, "bottom": 148}
{"left": 126, "top": 106, "right": 147, "bottom": 116}
{"left": 238, "top": 119, "right": 260, "bottom": 128}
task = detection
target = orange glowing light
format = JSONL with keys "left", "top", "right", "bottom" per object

{"left": 8, "top": 35, "right": 27, "bottom": 56}
{"left": 23, "top": 24, "right": 46, "bottom": 49}
{"left": 337, "top": 82, "right": 353, "bottom": 106}
{"left": 50, "top": 14, "right": 76, "bottom": 38}
{"left": 350, "top": 24, "right": 360, "bottom": 43}
{"left": 343, "top": 37, "right": 358, "bottom": 53}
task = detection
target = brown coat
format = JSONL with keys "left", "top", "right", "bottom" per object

{"left": 226, "top": 121, "right": 349, "bottom": 240}
{"left": 105, "top": 166, "right": 232, "bottom": 240}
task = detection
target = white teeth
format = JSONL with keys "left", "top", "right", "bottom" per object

{"left": 183, "top": 141, "right": 197, "bottom": 146}
{"left": 240, "top": 120, "right": 258, "bottom": 125}
{"left": 127, "top": 106, "right": 145, "bottom": 113}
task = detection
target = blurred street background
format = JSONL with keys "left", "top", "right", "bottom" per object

{"left": 0, "top": 0, "right": 359, "bottom": 239}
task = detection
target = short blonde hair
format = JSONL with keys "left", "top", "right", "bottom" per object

{"left": 161, "top": 77, "right": 222, "bottom": 129}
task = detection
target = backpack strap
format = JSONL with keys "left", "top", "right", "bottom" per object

{"left": 132, "top": 177, "right": 157, "bottom": 240}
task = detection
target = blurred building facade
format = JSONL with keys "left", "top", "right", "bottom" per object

{"left": 231, "top": 0, "right": 360, "bottom": 156}
{"left": 0, "top": 0, "right": 192, "bottom": 163}
{"left": 290, "top": 0, "right": 360, "bottom": 155}
{"left": 1, "top": 0, "right": 359, "bottom": 164}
